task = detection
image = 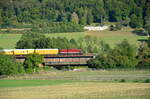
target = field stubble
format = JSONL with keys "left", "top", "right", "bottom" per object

{"left": 0, "top": 83, "right": 150, "bottom": 99}
{"left": 0, "top": 70, "right": 150, "bottom": 99}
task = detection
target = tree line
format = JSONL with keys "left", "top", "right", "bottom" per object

{"left": 16, "top": 32, "right": 104, "bottom": 53}
{"left": 0, "top": 0, "right": 150, "bottom": 30}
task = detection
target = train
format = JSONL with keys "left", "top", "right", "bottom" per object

{"left": 0, "top": 49, "right": 83, "bottom": 56}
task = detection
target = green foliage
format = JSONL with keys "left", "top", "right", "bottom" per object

{"left": 137, "top": 43, "right": 150, "bottom": 69}
{"left": 88, "top": 40, "right": 138, "bottom": 69}
{"left": 0, "top": 0, "right": 147, "bottom": 29}
{"left": 115, "top": 22, "right": 122, "bottom": 30}
{"left": 16, "top": 32, "right": 102, "bottom": 53}
{"left": 71, "top": 12, "right": 79, "bottom": 24}
{"left": 16, "top": 32, "right": 46, "bottom": 49}
{"left": 144, "top": 16, "right": 150, "bottom": 36}
{"left": 120, "top": 79, "right": 126, "bottom": 83}
{"left": 24, "top": 53, "right": 43, "bottom": 73}
{"left": 110, "top": 23, "right": 122, "bottom": 31}
{"left": 144, "top": 79, "right": 150, "bottom": 83}
{"left": 130, "top": 14, "right": 143, "bottom": 28}
{"left": 0, "top": 55, "right": 22, "bottom": 75}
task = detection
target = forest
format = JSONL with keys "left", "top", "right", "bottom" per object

{"left": 0, "top": 0, "right": 150, "bottom": 30}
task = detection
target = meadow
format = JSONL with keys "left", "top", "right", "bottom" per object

{"left": 0, "top": 69, "right": 150, "bottom": 99}
{"left": 0, "top": 27, "right": 147, "bottom": 49}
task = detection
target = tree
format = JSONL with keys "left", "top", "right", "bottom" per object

{"left": 16, "top": 39, "right": 34, "bottom": 49}
{"left": 109, "top": 8, "right": 122, "bottom": 22}
{"left": 130, "top": 14, "right": 143, "bottom": 28}
{"left": 0, "top": 55, "right": 22, "bottom": 75}
{"left": 16, "top": 32, "right": 46, "bottom": 49}
{"left": 144, "top": 16, "right": 150, "bottom": 37}
{"left": 137, "top": 43, "right": 150, "bottom": 68}
{"left": 34, "top": 37, "right": 50, "bottom": 48}
{"left": 69, "top": 38, "right": 77, "bottom": 48}
{"left": 88, "top": 40, "right": 138, "bottom": 69}
{"left": 71, "top": 12, "right": 79, "bottom": 24}
{"left": 86, "top": 9, "right": 93, "bottom": 25}
{"left": 24, "top": 53, "right": 43, "bottom": 73}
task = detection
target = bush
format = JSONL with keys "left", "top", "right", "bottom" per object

{"left": 120, "top": 79, "right": 126, "bottom": 82}
{"left": 0, "top": 55, "right": 23, "bottom": 75}
{"left": 137, "top": 43, "right": 150, "bottom": 69}
{"left": 109, "top": 23, "right": 122, "bottom": 31}
{"left": 110, "top": 25, "right": 117, "bottom": 31}
{"left": 24, "top": 53, "right": 43, "bottom": 73}
{"left": 115, "top": 22, "right": 122, "bottom": 30}
{"left": 88, "top": 40, "right": 138, "bottom": 69}
{"left": 144, "top": 79, "right": 150, "bottom": 83}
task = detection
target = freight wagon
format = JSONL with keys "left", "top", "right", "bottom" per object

{"left": 0, "top": 49, "right": 82, "bottom": 56}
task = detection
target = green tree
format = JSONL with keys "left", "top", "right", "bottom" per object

{"left": 130, "top": 14, "right": 143, "bottom": 28}
{"left": 0, "top": 55, "right": 21, "bottom": 75}
{"left": 71, "top": 12, "right": 79, "bottom": 24}
{"left": 24, "top": 53, "right": 43, "bottom": 73}
{"left": 144, "top": 16, "right": 150, "bottom": 37}
{"left": 34, "top": 37, "right": 50, "bottom": 48}
{"left": 137, "top": 43, "right": 150, "bottom": 68}
{"left": 87, "top": 10, "right": 93, "bottom": 25}
{"left": 16, "top": 32, "right": 46, "bottom": 49}
{"left": 88, "top": 40, "right": 138, "bottom": 69}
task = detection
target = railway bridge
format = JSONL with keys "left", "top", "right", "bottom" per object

{"left": 15, "top": 54, "right": 95, "bottom": 66}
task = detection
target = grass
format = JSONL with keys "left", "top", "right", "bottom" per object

{"left": 0, "top": 80, "right": 73, "bottom": 88}
{"left": 0, "top": 27, "right": 147, "bottom": 48}
{"left": 0, "top": 34, "right": 22, "bottom": 49}
{"left": 0, "top": 33, "right": 84, "bottom": 49}
{"left": 0, "top": 70, "right": 150, "bottom": 99}
{"left": 2, "top": 69, "right": 150, "bottom": 81}
{"left": 85, "top": 27, "right": 147, "bottom": 47}
{"left": 0, "top": 82, "right": 150, "bottom": 99}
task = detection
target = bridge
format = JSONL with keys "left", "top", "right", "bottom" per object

{"left": 15, "top": 54, "right": 95, "bottom": 66}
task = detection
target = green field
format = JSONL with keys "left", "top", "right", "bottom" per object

{"left": 0, "top": 70, "right": 150, "bottom": 99}
{"left": 0, "top": 81, "right": 150, "bottom": 99}
{"left": 2, "top": 69, "right": 150, "bottom": 81}
{"left": 0, "top": 27, "right": 147, "bottom": 48}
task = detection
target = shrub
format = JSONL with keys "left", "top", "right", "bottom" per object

{"left": 0, "top": 55, "right": 22, "bottom": 75}
{"left": 24, "top": 53, "right": 43, "bottom": 73}
{"left": 144, "top": 79, "right": 150, "bottom": 83}
{"left": 120, "top": 79, "right": 126, "bottom": 82}
{"left": 137, "top": 43, "right": 150, "bottom": 69}
{"left": 88, "top": 40, "right": 138, "bottom": 69}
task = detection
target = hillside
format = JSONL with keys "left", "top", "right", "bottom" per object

{"left": 0, "top": 0, "right": 149, "bottom": 30}
{"left": 0, "top": 27, "right": 147, "bottom": 49}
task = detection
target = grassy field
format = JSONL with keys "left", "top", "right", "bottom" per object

{"left": 0, "top": 70, "right": 150, "bottom": 99}
{"left": 0, "top": 81, "right": 150, "bottom": 99}
{"left": 0, "top": 27, "right": 147, "bottom": 48}
{"left": 85, "top": 27, "right": 147, "bottom": 47}
{"left": 2, "top": 69, "right": 150, "bottom": 81}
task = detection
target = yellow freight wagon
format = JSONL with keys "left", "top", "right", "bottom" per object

{"left": 3, "top": 49, "right": 14, "bottom": 55}
{"left": 27, "top": 49, "right": 35, "bottom": 54}
{"left": 0, "top": 50, "right": 5, "bottom": 55}
{"left": 35, "top": 49, "right": 58, "bottom": 55}
{"left": 14, "top": 49, "right": 29, "bottom": 55}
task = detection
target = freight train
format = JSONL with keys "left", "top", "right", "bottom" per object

{"left": 0, "top": 49, "right": 82, "bottom": 56}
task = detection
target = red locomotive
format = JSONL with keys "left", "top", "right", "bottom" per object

{"left": 59, "top": 49, "right": 82, "bottom": 55}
